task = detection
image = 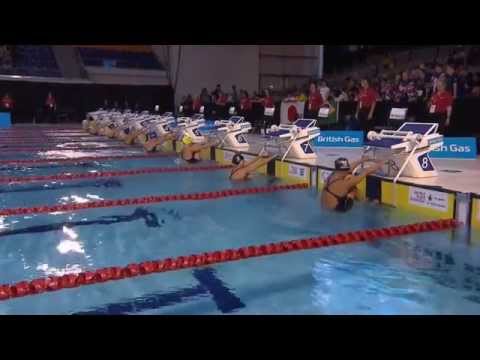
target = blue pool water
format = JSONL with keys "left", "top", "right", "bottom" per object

{"left": 1, "top": 135, "right": 480, "bottom": 314}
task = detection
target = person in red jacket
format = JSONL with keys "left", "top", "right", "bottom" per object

{"left": 193, "top": 96, "right": 202, "bottom": 113}
{"left": 1, "top": 93, "right": 14, "bottom": 111}
{"left": 44, "top": 91, "right": 57, "bottom": 123}
{"left": 306, "top": 81, "right": 324, "bottom": 118}
{"left": 428, "top": 79, "right": 453, "bottom": 134}
{"left": 239, "top": 90, "right": 252, "bottom": 112}
{"left": 261, "top": 88, "right": 274, "bottom": 108}
{"left": 45, "top": 91, "right": 56, "bottom": 109}
{"left": 355, "top": 79, "right": 378, "bottom": 136}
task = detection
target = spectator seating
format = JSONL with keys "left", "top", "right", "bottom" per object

{"left": 77, "top": 47, "right": 164, "bottom": 70}
{"left": 1, "top": 46, "right": 61, "bottom": 77}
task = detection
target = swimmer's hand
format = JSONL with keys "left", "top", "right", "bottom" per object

{"left": 259, "top": 148, "right": 270, "bottom": 157}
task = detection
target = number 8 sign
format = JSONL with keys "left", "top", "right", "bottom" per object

{"left": 417, "top": 153, "right": 434, "bottom": 171}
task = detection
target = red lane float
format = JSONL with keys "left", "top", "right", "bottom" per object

{"left": 0, "top": 153, "right": 176, "bottom": 166}
{"left": 0, "top": 138, "right": 119, "bottom": 144}
{"left": 0, "top": 164, "right": 233, "bottom": 185}
{"left": 0, "top": 218, "right": 460, "bottom": 302}
{"left": 0, "top": 183, "right": 308, "bottom": 217}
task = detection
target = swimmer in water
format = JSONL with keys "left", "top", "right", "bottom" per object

{"left": 321, "top": 157, "right": 383, "bottom": 212}
{"left": 181, "top": 135, "right": 218, "bottom": 163}
{"left": 229, "top": 149, "right": 276, "bottom": 181}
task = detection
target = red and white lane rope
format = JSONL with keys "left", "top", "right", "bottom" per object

{"left": 0, "top": 183, "right": 308, "bottom": 217}
{"left": 0, "top": 153, "right": 176, "bottom": 166}
{"left": 0, "top": 218, "right": 459, "bottom": 301}
{"left": 0, "top": 164, "right": 233, "bottom": 185}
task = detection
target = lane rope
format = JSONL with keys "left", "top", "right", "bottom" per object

{"left": 0, "top": 145, "right": 136, "bottom": 152}
{"left": 0, "top": 138, "right": 120, "bottom": 144}
{"left": 0, "top": 218, "right": 459, "bottom": 301}
{"left": 0, "top": 164, "right": 233, "bottom": 185}
{"left": 0, "top": 153, "right": 176, "bottom": 166}
{"left": 0, "top": 183, "right": 308, "bottom": 217}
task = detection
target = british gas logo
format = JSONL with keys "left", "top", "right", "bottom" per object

{"left": 430, "top": 138, "right": 477, "bottom": 159}
{"left": 314, "top": 131, "right": 364, "bottom": 147}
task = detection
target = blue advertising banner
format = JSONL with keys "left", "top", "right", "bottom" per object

{"left": 0, "top": 112, "right": 11, "bottom": 128}
{"left": 313, "top": 131, "right": 364, "bottom": 147}
{"left": 430, "top": 137, "right": 477, "bottom": 159}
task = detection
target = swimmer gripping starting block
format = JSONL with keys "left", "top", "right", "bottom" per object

{"left": 213, "top": 116, "right": 252, "bottom": 150}
{"left": 265, "top": 119, "right": 321, "bottom": 161}
{"left": 175, "top": 115, "right": 206, "bottom": 143}
{"left": 364, "top": 122, "right": 444, "bottom": 181}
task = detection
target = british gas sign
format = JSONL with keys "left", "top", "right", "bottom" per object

{"left": 430, "top": 138, "right": 477, "bottom": 159}
{"left": 313, "top": 131, "right": 364, "bottom": 147}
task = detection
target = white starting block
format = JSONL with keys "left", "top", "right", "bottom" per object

{"left": 213, "top": 116, "right": 252, "bottom": 150}
{"left": 175, "top": 116, "right": 206, "bottom": 143}
{"left": 265, "top": 118, "right": 321, "bottom": 161}
{"left": 364, "top": 122, "right": 444, "bottom": 181}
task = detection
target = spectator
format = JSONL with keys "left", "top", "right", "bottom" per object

{"left": 427, "top": 79, "right": 453, "bottom": 134}
{"left": 444, "top": 64, "right": 456, "bottom": 96}
{"left": 318, "top": 79, "right": 330, "bottom": 102}
{"left": 432, "top": 64, "right": 444, "bottom": 94}
{"left": 181, "top": 94, "right": 194, "bottom": 115}
{"left": 471, "top": 72, "right": 480, "bottom": 97}
{"left": 305, "top": 81, "right": 323, "bottom": 118}
{"left": 200, "top": 88, "right": 211, "bottom": 105}
{"left": 239, "top": 90, "right": 252, "bottom": 112}
{"left": 296, "top": 89, "right": 307, "bottom": 102}
{"left": 344, "top": 77, "right": 358, "bottom": 101}
{"left": 211, "top": 84, "right": 222, "bottom": 102}
{"left": 355, "top": 78, "right": 378, "bottom": 136}
{"left": 214, "top": 89, "right": 228, "bottom": 119}
{"left": 260, "top": 88, "right": 273, "bottom": 108}
{"left": 193, "top": 95, "right": 202, "bottom": 113}
{"left": 231, "top": 85, "right": 239, "bottom": 105}
{"left": 261, "top": 88, "right": 275, "bottom": 134}
{"left": 455, "top": 66, "right": 468, "bottom": 98}
{"left": 0, "top": 45, "right": 12, "bottom": 69}
{"left": 44, "top": 91, "right": 57, "bottom": 123}
{"left": 1, "top": 93, "right": 14, "bottom": 111}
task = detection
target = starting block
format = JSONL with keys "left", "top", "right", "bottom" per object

{"left": 213, "top": 116, "right": 252, "bottom": 150}
{"left": 364, "top": 122, "right": 444, "bottom": 181}
{"left": 265, "top": 119, "right": 321, "bottom": 161}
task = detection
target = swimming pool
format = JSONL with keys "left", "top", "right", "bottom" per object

{"left": 0, "top": 134, "right": 479, "bottom": 315}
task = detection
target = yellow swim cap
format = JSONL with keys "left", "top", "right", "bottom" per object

{"left": 182, "top": 135, "right": 193, "bottom": 145}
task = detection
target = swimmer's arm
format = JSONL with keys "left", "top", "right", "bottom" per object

{"left": 344, "top": 162, "right": 383, "bottom": 188}
{"left": 244, "top": 155, "right": 276, "bottom": 172}
{"left": 348, "top": 157, "right": 374, "bottom": 171}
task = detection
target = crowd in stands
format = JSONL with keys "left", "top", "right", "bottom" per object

{"left": 179, "top": 84, "right": 277, "bottom": 133}
{"left": 0, "top": 45, "right": 60, "bottom": 77}
{"left": 0, "top": 45, "right": 14, "bottom": 71}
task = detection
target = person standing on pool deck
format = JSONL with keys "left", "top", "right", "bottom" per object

{"left": 321, "top": 157, "right": 383, "bottom": 212}
{"left": 229, "top": 149, "right": 276, "bottom": 181}
{"left": 427, "top": 79, "right": 453, "bottom": 134}
{"left": 181, "top": 134, "right": 218, "bottom": 163}
{"left": 355, "top": 79, "right": 378, "bottom": 137}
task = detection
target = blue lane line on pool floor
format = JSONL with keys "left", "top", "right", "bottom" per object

{"left": 0, "top": 178, "right": 122, "bottom": 194}
{"left": 192, "top": 268, "right": 246, "bottom": 313}
{"left": 72, "top": 268, "right": 246, "bottom": 315}
{"left": 0, "top": 207, "right": 162, "bottom": 238}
